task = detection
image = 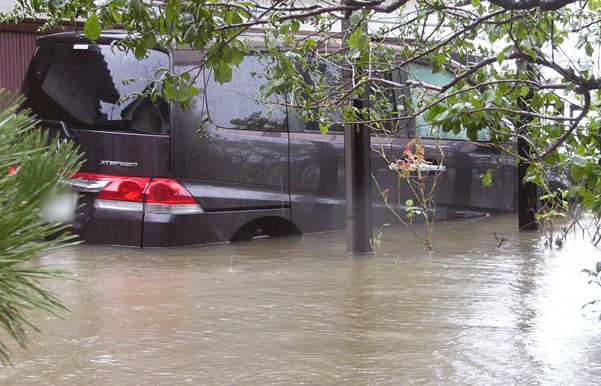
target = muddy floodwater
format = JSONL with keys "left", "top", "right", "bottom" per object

{"left": 1, "top": 214, "right": 601, "bottom": 385}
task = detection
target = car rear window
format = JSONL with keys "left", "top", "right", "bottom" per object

{"left": 22, "top": 43, "right": 170, "bottom": 134}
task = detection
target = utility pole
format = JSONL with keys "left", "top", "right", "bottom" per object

{"left": 517, "top": 139, "right": 538, "bottom": 230}
{"left": 342, "top": 10, "right": 373, "bottom": 254}
{"left": 517, "top": 62, "right": 538, "bottom": 230}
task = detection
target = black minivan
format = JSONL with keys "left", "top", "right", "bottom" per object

{"left": 22, "top": 31, "right": 517, "bottom": 247}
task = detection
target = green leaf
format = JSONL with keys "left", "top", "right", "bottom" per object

{"left": 222, "top": 45, "right": 232, "bottom": 62}
{"left": 522, "top": 46, "right": 538, "bottom": 61}
{"left": 348, "top": 29, "right": 362, "bottom": 49}
{"left": 350, "top": 10, "right": 363, "bottom": 26}
{"left": 291, "top": 21, "right": 300, "bottom": 33}
{"left": 239, "top": 9, "right": 251, "bottom": 20}
{"left": 183, "top": 25, "right": 197, "bottom": 44}
{"left": 111, "top": 8, "right": 122, "bottom": 23}
{"left": 154, "top": 67, "right": 169, "bottom": 76}
{"left": 405, "top": 199, "right": 413, "bottom": 206}
{"left": 134, "top": 44, "right": 147, "bottom": 59}
{"left": 481, "top": 169, "right": 493, "bottom": 187}
{"left": 226, "top": 10, "right": 242, "bottom": 25}
{"left": 358, "top": 34, "right": 368, "bottom": 50}
{"left": 213, "top": 16, "right": 226, "bottom": 27}
{"left": 129, "top": 0, "right": 142, "bottom": 16}
{"left": 497, "top": 49, "right": 505, "bottom": 63}
{"left": 164, "top": 83, "right": 175, "bottom": 100}
{"left": 519, "top": 86, "right": 529, "bottom": 97}
{"left": 84, "top": 13, "right": 102, "bottom": 42}
{"left": 585, "top": 42, "right": 594, "bottom": 57}
{"left": 573, "top": 155, "right": 588, "bottom": 167}
{"left": 348, "top": 47, "right": 361, "bottom": 59}
{"left": 231, "top": 48, "right": 244, "bottom": 66}
{"left": 319, "top": 122, "right": 329, "bottom": 133}
{"left": 214, "top": 62, "right": 232, "bottom": 84}
{"left": 143, "top": 33, "right": 156, "bottom": 49}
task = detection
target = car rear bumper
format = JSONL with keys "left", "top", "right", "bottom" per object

{"left": 70, "top": 204, "right": 291, "bottom": 247}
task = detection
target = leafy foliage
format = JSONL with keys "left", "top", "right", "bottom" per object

{"left": 0, "top": 91, "right": 81, "bottom": 364}
{"left": 373, "top": 138, "right": 441, "bottom": 250}
{"left": 4, "top": 0, "right": 601, "bottom": 233}
{"left": 582, "top": 260, "right": 601, "bottom": 318}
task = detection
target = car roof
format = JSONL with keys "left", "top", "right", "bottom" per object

{"left": 37, "top": 30, "right": 128, "bottom": 45}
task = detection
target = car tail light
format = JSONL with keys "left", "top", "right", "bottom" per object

{"left": 70, "top": 172, "right": 203, "bottom": 214}
{"left": 72, "top": 172, "right": 150, "bottom": 212}
{"left": 97, "top": 177, "right": 149, "bottom": 202}
{"left": 144, "top": 178, "right": 203, "bottom": 214}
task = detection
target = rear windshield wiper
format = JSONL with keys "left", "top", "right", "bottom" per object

{"left": 38, "top": 119, "right": 79, "bottom": 139}
{"left": 60, "top": 121, "right": 77, "bottom": 139}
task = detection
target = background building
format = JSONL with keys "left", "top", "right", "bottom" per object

{"left": 0, "top": 0, "right": 42, "bottom": 95}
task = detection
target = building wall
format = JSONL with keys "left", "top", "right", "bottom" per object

{"left": 0, "top": 26, "right": 38, "bottom": 94}
{"left": 1, "top": 0, "right": 43, "bottom": 95}
{"left": 0, "top": 20, "right": 74, "bottom": 109}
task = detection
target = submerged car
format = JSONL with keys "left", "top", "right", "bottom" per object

{"left": 21, "top": 31, "right": 517, "bottom": 247}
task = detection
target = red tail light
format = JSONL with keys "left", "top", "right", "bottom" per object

{"left": 71, "top": 172, "right": 202, "bottom": 214}
{"left": 144, "top": 178, "right": 202, "bottom": 214}
{"left": 97, "top": 178, "right": 149, "bottom": 202}
{"left": 145, "top": 178, "right": 197, "bottom": 204}
{"left": 73, "top": 172, "right": 150, "bottom": 202}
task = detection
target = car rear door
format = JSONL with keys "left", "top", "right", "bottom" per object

{"left": 22, "top": 36, "right": 171, "bottom": 245}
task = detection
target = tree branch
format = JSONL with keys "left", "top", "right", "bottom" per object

{"left": 487, "top": 0, "right": 578, "bottom": 11}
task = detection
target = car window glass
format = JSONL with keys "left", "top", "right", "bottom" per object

{"left": 23, "top": 44, "right": 170, "bottom": 134}
{"left": 203, "top": 56, "right": 287, "bottom": 132}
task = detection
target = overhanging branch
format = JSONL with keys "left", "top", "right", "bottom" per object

{"left": 487, "top": 0, "right": 578, "bottom": 11}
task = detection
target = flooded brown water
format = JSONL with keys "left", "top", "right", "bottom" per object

{"left": 1, "top": 214, "right": 601, "bottom": 385}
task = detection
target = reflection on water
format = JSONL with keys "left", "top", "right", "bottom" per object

{"left": 1, "top": 214, "right": 601, "bottom": 385}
